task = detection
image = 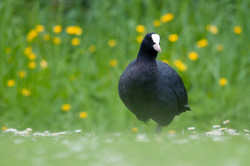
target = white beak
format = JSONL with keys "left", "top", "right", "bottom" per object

{"left": 153, "top": 43, "right": 161, "bottom": 52}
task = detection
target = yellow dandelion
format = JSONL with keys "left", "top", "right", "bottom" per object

{"left": 197, "top": 39, "right": 208, "bottom": 48}
{"left": 219, "top": 78, "right": 227, "bottom": 86}
{"left": 71, "top": 38, "right": 80, "bottom": 46}
{"left": 169, "top": 130, "right": 176, "bottom": 134}
{"left": 5, "top": 47, "right": 12, "bottom": 54}
{"left": 136, "top": 25, "right": 146, "bottom": 33}
{"left": 207, "top": 25, "right": 218, "bottom": 34}
{"left": 108, "top": 39, "right": 116, "bottom": 47}
{"left": 89, "top": 45, "right": 97, "bottom": 53}
{"left": 28, "top": 52, "right": 36, "bottom": 60}
{"left": 40, "top": 59, "right": 48, "bottom": 69}
{"left": 188, "top": 52, "right": 198, "bottom": 61}
{"left": 61, "top": 104, "right": 71, "bottom": 112}
{"left": 7, "top": 79, "right": 15, "bottom": 87}
{"left": 160, "top": 13, "right": 174, "bottom": 23}
{"left": 74, "top": 26, "right": 83, "bottom": 36}
{"left": 168, "top": 34, "right": 178, "bottom": 42}
{"left": 233, "top": 26, "right": 242, "bottom": 34}
{"left": 53, "top": 25, "right": 62, "bottom": 34}
{"left": 109, "top": 59, "right": 118, "bottom": 67}
{"left": 24, "top": 46, "right": 32, "bottom": 55}
{"left": 66, "top": 26, "right": 75, "bottom": 35}
{"left": 53, "top": 37, "right": 61, "bottom": 44}
{"left": 43, "top": 34, "right": 50, "bottom": 41}
{"left": 79, "top": 112, "right": 88, "bottom": 119}
{"left": 132, "top": 127, "right": 138, "bottom": 133}
{"left": 28, "top": 61, "right": 36, "bottom": 69}
{"left": 18, "top": 70, "right": 26, "bottom": 78}
{"left": 162, "top": 59, "right": 169, "bottom": 64}
{"left": 27, "top": 29, "right": 38, "bottom": 42}
{"left": 174, "top": 60, "right": 187, "bottom": 71}
{"left": 153, "top": 20, "right": 161, "bottom": 27}
{"left": 136, "top": 35, "right": 143, "bottom": 43}
{"left": 2, "top": 126, "right": 7, "bottom": 131}
{"left": 216, "top": 44, "right": 223, "bottom": 52}
{"left": 36, "top": 25, "right": 44, "bottom": 32}
{"left": 21, "top": 88, "right": 31, "bottom": 96}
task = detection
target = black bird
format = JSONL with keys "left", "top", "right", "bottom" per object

{"left": 118, "top": 33, "right": 191, "bottom": 133}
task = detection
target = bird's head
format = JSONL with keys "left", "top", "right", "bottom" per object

{"left": 140, "top": 33, "right": 161, "bottom": 55}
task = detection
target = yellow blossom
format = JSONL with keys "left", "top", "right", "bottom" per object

{"left": 40, "top": 59, "right": 48, "bottom": 69}
{"left": 234, "top": 26, "right": 242, "bottom": 34}
{"left": 216, "top": 44, "right": 223, "bottom": 52}
{"left": 136, "top": 25, "right": 146, "bottom": 33}
{"left": 197, "top": 39, "right": 208, "bottom": 48}
{"left": 109, "top": 59, "right": 118, "bottom": 67}
{"left": 74, "top": 26, "right": 83, "bottom": 35}
{"left": 43, "top": 34, "right": 50, "bottom": 41}
{"left": 22, "top": 88, "right": 31, "bottom": 96}
{"left": 53, "top": 25, "right": 62, "bottom": 34}
{"left": 2, "top": 126, "right": 7, "bottom": 131}
{"left": 28, "top": 61, "right": 36, "bottom": 69}
{"left": 53, "top": 37, "right": 61, "bottom": 44}
{"left": 28, "top": 52, "right": 36, "bottom": 60}
{"left": 61, "top": 104, "right": 71, "bottom": 112}
{"left": 71, "top": 38, "right": 80, "bottom": 46}
{"left": 66, "top": 26, "right": 83, "bottom": 35}
{"left": 27, "top": 29, "right": 38, "bottom": 42}
{"left": 174, "top": 60, "right": 187, "bottom": 71}
{"left": 132, "top": 127, "right": 138, "bottom": 133}
{"left": 18, "top": 70, "right": 26, "bottom": 78}
{"left": 5, "top": 47, "right": 12, "bottom": 54}
{"left": 136, "top": 35, "right": 143, "bottom": 43}
{"left": 89, "top": 45, "right": 97, "bottom": 53}
{"left": 160, "top": 13, "right": 174, "bottom": 23}
{"left": 161, "top": 59, "right": 169, "bottom": 64}
{"left": 219, "top": 78, "right": 227, "bottom": 86}
{"left": 153, "top": 20, "right": 161, "bottom": 27}
{"left": 24, "top": 46, "right": 32, "bottom": 55}
{"left": 79, "top": 112, "right": 88, "bottom": 119}
{"left": 36, "top": 25, "right": 44, "bottom": 32}
{"left": 168, "top": 34, "right": 178, "bottom": 42}
{"left": 207, "top": 24, "right": 218, "bottom": 34}
{"left": 188, "top": 52, "right": 198, "bottom": 61}
{"left": 66, "top": 26, "right": 75, "bottom": 34}
{"left": 7, "top": 79, "right": 15, "bottom": 87}
{"left": 108, "top": 39, "right": 116, "bottom": 47}
{"left": 169, "top": 130, "right": 176, "bottom": 134}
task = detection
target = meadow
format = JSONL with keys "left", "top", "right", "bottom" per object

{"left": 0, "top": 0, "right": 249, "bottom": 165}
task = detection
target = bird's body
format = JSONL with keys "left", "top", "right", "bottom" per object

{"left": 118, "top": 33, "right": 190, "bottom": 131}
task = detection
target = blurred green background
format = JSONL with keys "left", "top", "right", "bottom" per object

{"left": 0, "top": 0, "right": 249, "bottom": 132}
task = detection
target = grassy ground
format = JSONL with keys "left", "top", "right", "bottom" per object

{"left": 0, "top": 0, "right": 249, "bottom": 164}
{"left": 1, "top": 130, "right": 250, "bottom": 166}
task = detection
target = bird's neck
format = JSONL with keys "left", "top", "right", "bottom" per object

{"left": 137, "top": 48, "right": 158, "bottom": 62}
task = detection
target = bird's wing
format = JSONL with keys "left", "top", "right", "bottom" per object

{"left": 156, "top": 61, "right": 189, "bottom": 114}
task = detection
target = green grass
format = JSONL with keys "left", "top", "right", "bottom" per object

{"left": 0, "top": 131, "right": 249, "bottom": 166}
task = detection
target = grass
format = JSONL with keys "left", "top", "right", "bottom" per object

{"left": 1, "top": 130, "right": 250, "bottom": 166}
{"left": 0, "top": 0, "right": 249, "bottom": 164}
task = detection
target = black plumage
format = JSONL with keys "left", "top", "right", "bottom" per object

{"left": 118, "top": 33, "right": 191, "bottom": 132}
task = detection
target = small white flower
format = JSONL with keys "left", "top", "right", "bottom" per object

{"left": 243, "top": 129, "right": 249, "bottom": 133}
{"left": 223, "top": 120, "right": 230, "bottom": 124}
{"left": 75, "top": 129, "right": 82, "bottom": 133}
{"left": 213, "top": 125, "right": 221, "bottom": 128}
{"left": 188, "top": 127, "right": 195, "bottom": 130}
{"left": 26, "top": 128, "right": 32, "bottom": 132}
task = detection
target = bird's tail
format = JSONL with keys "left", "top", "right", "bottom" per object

{"left": 184, "top": 105, "right": 191, "bottom": 111}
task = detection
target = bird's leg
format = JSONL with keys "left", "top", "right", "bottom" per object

{"left": 156, "top": 124, "right": 162, "bottom": 134}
